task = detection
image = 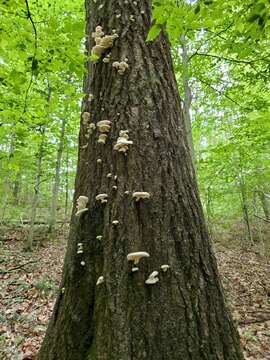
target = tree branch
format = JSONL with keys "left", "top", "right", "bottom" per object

{"left": 254, "top": 214, "right": 270, "bottom": 224}
{"left": 195, "top": 76, "right": 246, "bottom": 109}
{"left": 23, "top": 0, "right": 38, "bottom": 114}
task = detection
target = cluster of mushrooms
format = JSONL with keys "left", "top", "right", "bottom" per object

{"left": 71, "top": 22, "right": 170, "bottom": 290}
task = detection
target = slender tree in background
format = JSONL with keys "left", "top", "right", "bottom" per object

{"left": 24, "top": 128, "right": 45, "bottom": 251}
{"left": 39, "top": 1, "right": 244, "bottom": 359}
{"left": 48, "top": 117, "right": 67, "bottom": 237}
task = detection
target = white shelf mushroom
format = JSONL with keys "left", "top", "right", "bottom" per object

{"left": 112, "top": 220, "right": 119, "bottom": 225}
{"left": 97, "top": 120, "right": 111, "bottom": 133}
{"left": 96, "top": 235, "right": 102, "bottom": 240}
{"left": 80, "top": 261, "right": 86, "bottom": 266}
{"left": 114, "top": 130, "right": 133, "bottom": 153}
{"left": 82, "top": 112, "right": 90, "bottom": 125}
{"left": 96, "top": 276, "right": 104, "bottom": 285}
{"left": 112, "top": 60, "right": 129, "bottom": 75}
{"left": 127, "top": 251, "right": 150, "bottom": 265}
{"left": 77, "top": 243, "right": 83, "bottom": 254}
{"left": 107, "top": 173, "right": 112, "bottom": 178}
{"left": 75, "top": 196, "right": 89, "bottom": 216}
{"left": 92, "top": 26, "right": 104, "bottom": 39}
{"left": 132, "top": 192, "right": 151, "bottom": 201}
{"left": 96, "top": 193, "right": 108, "bottom": 203}
{"left": 145, "top": 271, "right": 159, "bottom": 285}
{"left": 75, "top": 208, "right": 88, "bottom": 217}
{"left": 97, "top": 133, "right": 108, "bottom": 144}
{"left": 161, "top": 264, "right": 170, "bottom": 272}
{"left": 97, "top": 158, "right": 102, "bottom": 163}
{"left": 112, "top": 185, "right": 117, "bottom": 190}
{"left": 132, "top": 267, "right": 139, "bottom": 272}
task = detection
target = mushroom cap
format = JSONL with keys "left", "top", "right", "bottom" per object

{"left": 96, "top": 235, "right": 102, "bottom": 240}
{"left": 145, "top": 277, "right": 159, "bottom": 285}
{"left": 132, "top": 192, "right": 151, "bottom": 201}
{"left": 112, "top": 220, "right": 119, "bottom": 225}
{"left": 97, "top": 120, "right": 111, "bottom": 127}
{"left": 132, "top": 267, "right": 139, "bottom": 272}
{"left": 107, "top": 173, "right": 112, "bottom": 178}
{"left": 77, "top": 195, "right": 89, "bottom": 203}
{"left": 127, "top": 252, "right": 150, "bottom": 264}
{"left": 75, "top": 208, "right": 88, "bottom": 217}
{"left": 96, "top": 276, "right": 104, "bottom": 285}
{"left": 96, "top": 193, "right": 108, "bottom": 201}
{"left": 82, "top": 112, "right": 90, "bottom": 121}
{"left": 114, "top": 138, "right": 133, "bottom": 151}
{"left": 95, "top": 25, "right": 103, "bottom": 32}
{"left": 161, "top": 264, "right": 170, "bottom": 272}
{"left": 149, "top": 271, "right": 159, "bottom": 278}
{"left": 98, "top": 134, "right": 108, "bottom": 143}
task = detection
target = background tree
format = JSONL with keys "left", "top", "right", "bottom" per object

{"left": 39, "top": 0, "right": 244, "bottom": 359}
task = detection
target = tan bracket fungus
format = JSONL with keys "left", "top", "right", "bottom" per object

{"left": 75, "top": 196, "right": 89, "bottom": 216}
{"left": 114, "top": 130, "right": 133, "bottom": 153}
{"left": 96, "top": 193, "right": 108, "bottom": 203}
{"left": 97, "top": 120, "right": 111, "bottom": 133}
{"left": 112, "top": 60, "right": 129, "bottom": 75}
{"left": 91, "top": 26, "right": 118, "bottom": 59}
{"left": 82, "top": 112, "right": 90, "bottom": 125}
{"left": 97, "top": 133, "right": 108, "bottom": 144}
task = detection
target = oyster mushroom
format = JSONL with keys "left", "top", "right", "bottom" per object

{"left": 132, "top": 192, "right": 151, "bottom": 201}
{"left": 127, "top": 251, "right": 150, "bottom": 265}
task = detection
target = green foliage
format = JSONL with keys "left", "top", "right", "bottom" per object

{"left": 34, "top": 275, "right": 57, "bottom": 296}
{"left": 0, "top": 0, "right": 269, "bottom": 245}
{"left": 0, "top": 0, "right": 84, "bottom": 221}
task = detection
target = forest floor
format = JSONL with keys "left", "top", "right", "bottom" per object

{"left": 0, "top": 227, "right": 270, "bottom": 360}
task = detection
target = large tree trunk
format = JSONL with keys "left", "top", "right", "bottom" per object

{"left": 39, "top": 1, "right": 243, "bottom": 359}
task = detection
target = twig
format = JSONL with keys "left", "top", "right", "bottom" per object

{"left": 238, "top": 317, "right": 270, "bottom": 325}
{"left": 195, "top": 76, "right": 246, "bottom": 109}
{"left": 254, "top": 215, "right": 270, "bottom": 224}
{"left": 1, "top": 260, "right": 38, "bottom": 273}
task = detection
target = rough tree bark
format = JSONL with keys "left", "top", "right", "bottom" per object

{"left": 39, "top": 1, "right": 244, "bottom": 359}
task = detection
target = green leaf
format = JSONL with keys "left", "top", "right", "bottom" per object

{"left": 146, "top": 24, "right": 161, "bottom": 42}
